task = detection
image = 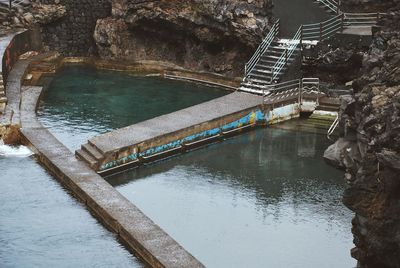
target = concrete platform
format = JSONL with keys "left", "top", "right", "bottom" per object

{"left": 78, "top": 91, "right": 264, "bottom": 173}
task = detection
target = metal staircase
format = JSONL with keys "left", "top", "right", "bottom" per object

{"left": 239, "top": 0, "right": 383, "bottom": 96}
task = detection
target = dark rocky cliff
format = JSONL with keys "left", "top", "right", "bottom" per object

{"left": 324, "top": 2, "right": 400, "bottom": 267}
{"left": 93, "top": 0, "right": 273, "bottom": 77}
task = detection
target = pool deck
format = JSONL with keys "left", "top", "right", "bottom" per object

{"left": 76, "top": 91, "right": 266, "bottom": 174}
{"left": 92, "top": 92, "right": 262, "bottom": 153}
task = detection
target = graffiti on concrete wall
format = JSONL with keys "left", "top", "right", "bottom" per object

{"left": 100, "top": 109, "right": 265, "bottom": 171}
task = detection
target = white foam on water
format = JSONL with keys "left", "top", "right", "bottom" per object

{"left": 0, "top": 140, "right": 33, "bottom": 157}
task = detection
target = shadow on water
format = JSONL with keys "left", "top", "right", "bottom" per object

{"left": 108, "top": 126, "right": 355, "bottom": 268}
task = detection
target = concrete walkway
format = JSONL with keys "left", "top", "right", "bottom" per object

{"left": 93, "top": 92, "right": 262, "bottom": 153}
{"left": 77, "top": 91, "right": 264, "bottom": 173}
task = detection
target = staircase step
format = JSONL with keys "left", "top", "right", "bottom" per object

{"left": 0, "top": 97, "right": 7, "bottom": 104}
{"left": 239, "top": 87, "right": 264, "bottom": 95}
{"left": 82, "top": 143, "right": 104, "bottom": 161}
{"left": 241, "top": 82, "right": 269, "bottom": 90}
{"left": 248, "top": 73, "right": 272, "bottom": 80}
{"left": 252, "top": 68, "right": 272, "bottom": 75}
{"left": 315, "top": 105, "right": 340, "bottom": 112}
{"left": 247, "top": 78, "right": 276, "bottom": 85}
{"left": 76, "top": 149, "right": 98, "bottom": 168}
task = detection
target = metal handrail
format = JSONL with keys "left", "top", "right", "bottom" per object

{"left": 0, "top": 0, "right": 30, "bottom": 13}
{"left": 317, "top": 0, "right": 341, "bottom": 14}
{"left": 244, "top": 19, "right": 280, "bottom": 78}
{"left": 327, "top": 114, "right": 339, "bottom": 139}
{"left": 270, "top": 27, "right": 302, "bottom": 82}
{"left": 263, "top": 78, "right": 320, "bottom": 99}
{"left": 302, "top": 14, "right": 343, "bottom": 41}
{"left": 343, "top": 12, "right": 383, "bottom": 27}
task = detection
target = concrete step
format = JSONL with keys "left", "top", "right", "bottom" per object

{"left": 316, "top": 105, "right": 339, "bottom": 112}
{"left": 241, "top": 82, "right": 268, "bottom": 90}
{"left": 0, "top": 97, "right": 7, "bottom": 104}
{"left": 0, "top": 91, "right": 5, "bottom": 98}
{"left": 247, "top": 78, "right": 275, "bottom": 86}
{"left": 254, "top": 64, "right": 272, "bottom": 70}
{"left": 252, "top": 68, "right": 272, "bottom": 75}
{"left": 247, "top": 73, "right": 272, "bottom": 81}
{"left": 76, "top": 149, "right": 98, "bottom": 169}
{"left": 238, "top": 87, "right": 264, "bottom": 95}
{"left": 82, "top": 143, "right": 104, "bottom": 161}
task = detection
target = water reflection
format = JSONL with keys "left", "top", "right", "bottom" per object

{"left": 109, "top": 127, "right": 355, "bottom": 268}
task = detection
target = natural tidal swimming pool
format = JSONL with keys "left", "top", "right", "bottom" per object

{"left": 34, "top": 65, "right": 355, "bottom": 267}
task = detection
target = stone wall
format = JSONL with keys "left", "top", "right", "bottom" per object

{"left": 37, "top": 0, "right": 111, "bottom": 56}
{"left": 324, "top": 4, "right": 400, "bottom": 267}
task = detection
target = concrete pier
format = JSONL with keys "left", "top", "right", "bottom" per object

{"left": 76, "top": 92, "right": 265, "bottom": 174}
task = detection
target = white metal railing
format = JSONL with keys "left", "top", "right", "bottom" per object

{"left": 263, "top": 78, "right": 320, "bottom": 103}
{"left": 270, "top": 27, "right": 302, "bottom": 82}
{"left": 301, "top": 14, "right": 344, "bottom": 41}
{"left": 0, "top": 0, "right": 30, "bottom": 14}
{"left": 317, "top": 0, "right": 341, "bottom": 14}
{"left": 343, "top": 12, "right": 382, "bottom": 28}
{"left": 244, "top": 19, "right": 280, "bottom": 78}
{"left": 327, "top": 114, "right": 339, "bottom": 139}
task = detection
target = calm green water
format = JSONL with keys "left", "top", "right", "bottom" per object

{"left": 109, "top": 127, "right": 355, "bottom": 268}
{"left": 38, "top": 65, "right": 228, "bottom": 151}
{"left": 0, "top": 155, "right": 142, "bottom": 268}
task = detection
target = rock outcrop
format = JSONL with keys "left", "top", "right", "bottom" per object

{"left": 324, "top": 4, "right": 400, "bottom": 267}
{"left": 94, "top": 0, "right": 273, "bottom": 77}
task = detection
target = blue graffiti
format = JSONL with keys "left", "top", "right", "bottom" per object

{"left": 100, "top": 109, "right": 265, "bottom": 171}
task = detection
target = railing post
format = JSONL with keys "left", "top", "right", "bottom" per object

{"left": 300, "top": 25, "right": 303, "bottom": 46}
{"left": 337, "top": 0, "right": 340, "bottom": 14}
{"left": 285, "top": 49, "right": 288, "bottom": 66}
{"left": 319, "top": 22, "right": 323, "bottom": 41}
{"left": 298, "top": 79, "right": 302, "bottom": 109}
{"left": 341, "top": 13, "right": 345, "bottom": 31}
{"left": 9, "top": 0, "right": 12, "bottom": 12}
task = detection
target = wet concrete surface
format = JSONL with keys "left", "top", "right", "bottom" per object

{"left": 89, "top": 91, "right": 263, "bottom": 154}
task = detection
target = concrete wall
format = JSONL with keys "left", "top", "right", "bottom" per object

{"left": 1, "top": 31, "right": 32, "bottom": 83}
{"left": 98, "top": 109, "right": 266, "bottom": 173}
{"left": 39, "top": 0, "right": 111, "bottom": 56}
